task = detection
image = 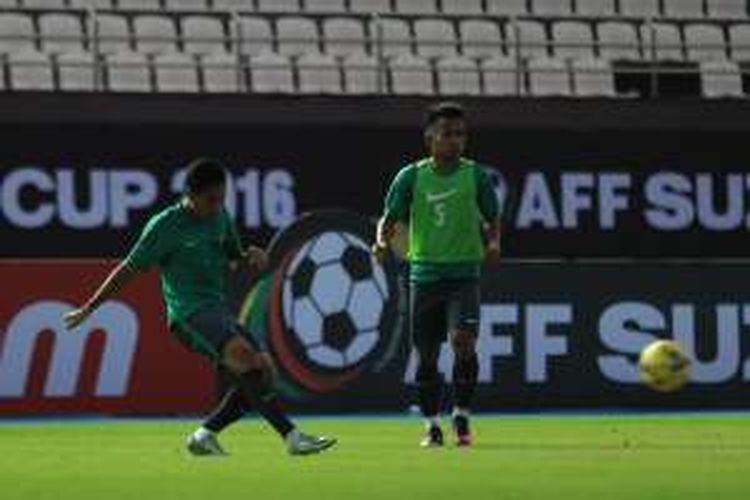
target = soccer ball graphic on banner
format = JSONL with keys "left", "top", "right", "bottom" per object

{"left": 282, "top": 231, "right": 390, "bottom": 370}
{"left": 639, "top": 340, "right": 691, "bottom": 393}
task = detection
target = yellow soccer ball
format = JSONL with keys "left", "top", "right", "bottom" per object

{"left": 639, "top": 340, "right": 691, "bottom": 393}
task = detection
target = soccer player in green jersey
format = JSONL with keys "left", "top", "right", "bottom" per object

{"left": 374, "top": 103, "right": 501, "bottom": 447}
{"left": 64, "top": 159, "right": 336, "bottom": 457}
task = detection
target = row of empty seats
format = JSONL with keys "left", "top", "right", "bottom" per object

{"left": 0, "top": 0, "right": 748, "bottom": 19}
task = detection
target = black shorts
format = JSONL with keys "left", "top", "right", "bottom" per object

{"left": 410, "top": 279, "right": 480, "bottom": 352}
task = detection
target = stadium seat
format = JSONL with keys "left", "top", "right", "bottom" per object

{"left": 257, "top": 0, "right": 300, "bottom": 12}
{"left": 552, "top": 21, "right": 594, "bottom": 59}
{"left": 701, "top": 59, "right": 743, "bottom": 97}
{"left": 40, "top": 13, "right": 85, "bottom": 55}
{"left": 389, "top": 53, "right": 433, "bottom": 95}
{"left": 0, "top": 0, "right": 15, "bottom": 6}
{"left": 165, "top": 0, "right": 209, "bottom": 11}
{"left": 685, "top": 23, "right": 727, "bottom": 61}
{"left": 528, "top": 56, "right": 570, "bottom": 96}
{"left": 8, "top": 49, "right": 54, "bottom": 90}
{"left": 532, "top": 0, "right": 573, "bottom": 17}
{"left": 134, "top": 15, "right": 179, "bottom": 54}
{"left": 201, "top": 51, "right": 241, "bottom": 92}
{"left": 237, "top": 16, "right": 273, "bottom": 56}
{"left": 486, "top": 0, "right": 529, "bottom": 16}
{"left": 0, "top": 13, "right": 35, "bottom": 53}
{"left": 0, "top": 58, "right": 4, "bottom": 90}
{"left": 572, "top": 57, "right": 616, "bottom": 96}
{"left": 298, "top": 52, "right": 341, "bottom": 93}
{"left": 707, "top": 0, "right": 747, "bottom": 19}
{"left": 342, "top": 53, "right": 379, "bottom": 93}
{"left": 619, "top": 0, "right": 660, "bottom": 18}
{"left": 663, "top": 0, "right": 705, "bottom": 19}
{"left": 277, "top": 16, "right": 320, "bottom": 57}
{"left": 481, "top": 55, "right": 520, "bottom": 95}
{"left": 70, "top": 0, "right": 114, "bottom": 8}
{"left": 729, "top": 23, "right": 750, "bottom": 60}
{"left": 506, "top": 19, "right": 549, "bottom": 58}
{"left": 349, "top": 0, "right": 391, "bottom": 14}
{"left": 58, "top": 51, "right": 96, "bottom": 91}
{"left": 459, "top": 19, "right": 503, "bottom": 59}
{"left": 212, "top": 0, "right": 254, "bottom": 12}
{"left": 394, "top": 0, "right": 438, "bottom": 14}
{"left": 441, "top": 0, "right": 483, "bottom": 15}
{"left": 250, "top": 51, "right": 294, "bottom": 92}
{"left": 155, "top": 51, "right": 199, "bottom": 92}
{"left": 372, "top": 18, "right": 412, "bottom": 57}
{"left": 640, "top": 22, "right": 684, "bottom": 61}
{"left": 182, "top": 16, "right": 227, "bottom": 55}
{"left": 95, "top": 14, "right": 131, "bottom": 54}
{"left": 107, "top": 50, "right": 151, "bottom": 92}
{"left": 576, "top": 0, "right": 615, "bottom": 17}
{"left": 118, "top": 0, "right": 162, "bottom": 10}
{"left": 414, "top": 19, "right": 457, "bottom": 58}
{"left": 598, "top": 21, "right": 640, "bottom": 60}
{"left": 21, "top": 0, "right": 66, "bottom": 9}
{"left": 305, "top": 0, "right": 346, "bottom": 12}
{"left": 437, "top": 56, "right": 480, "bottom": 95}
{"left": 323, "top": 17, "right": 367, "bottom": 57}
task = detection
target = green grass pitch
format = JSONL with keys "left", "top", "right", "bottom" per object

{"left": 1, "top": 414, "right": 749, "bottom": 500}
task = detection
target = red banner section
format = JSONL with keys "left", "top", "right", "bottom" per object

{"left": 0, "top": 260, "right": 214, "bottom": 416}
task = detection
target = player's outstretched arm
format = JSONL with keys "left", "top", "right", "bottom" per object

{"left": 64, "top": 262, "right": 138, "bottom": 330}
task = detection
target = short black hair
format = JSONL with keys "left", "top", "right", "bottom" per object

{"left": 425, "top": 102, "right": 466, "bottom": 130}
{"left": 184, "top": 158, "right": 227, "bottom": 194}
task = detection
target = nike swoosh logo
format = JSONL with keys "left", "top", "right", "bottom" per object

{"left": 425, "top": 189, "right": 457, "bottom": 203}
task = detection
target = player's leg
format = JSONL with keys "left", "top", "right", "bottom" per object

{"left": 447, "top": 280, "right": 481, "bottom": 446}
{"left": 411, "top": 282, "right": 448, "bottom": 447}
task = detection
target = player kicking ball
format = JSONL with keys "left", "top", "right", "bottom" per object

{"left": 374, "top": 103, "right": 501, "bottom": 448}
{"left": 64, "top": 159, "right": 336, "bottom": 457}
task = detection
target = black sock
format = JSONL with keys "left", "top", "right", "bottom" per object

{"left": 235, "top": 371, "right": 296, "bottom": 438}
{"left": 453, "top": 353, "right": 479, "bottom": 410}
{"left": 203, "top": 388, "right": 248, "bottom": 433}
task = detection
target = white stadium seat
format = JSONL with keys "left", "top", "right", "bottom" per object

{"left": 22, "top": 0, "right": 66, "bottom": 9}
{"left": 640, "top": 22, "right": 684, "bottom": 61}
{"left": 165, "top": 0, "right": 209, "bottom": 11}
{"left": 701, "top": 59, "right": 743, "bottom": 97}
{"left": 155, "top": 52, "right": 199, "bottom": 92}
{"left": 349, "top": 0, "right": 391, "bottom": 14}
{"left": 0, "top": 13, "right": 35, "bottom": 53}
{"left": 528, "top": 56, "right": 570, "bottom": 96}
{"left": 372, "top": 18, "right": 412, "bottom": 57}
{"left": 576, "top": 0, "right": 615, "bottom": 17}
{"left": 394, "top": 0, "right": 438, "bottom": 15}
{"left": 414, "top": 19, "right": 457, "bottom": 58}
{"left": 212, "top": 0, "right": 254, "bottom": 12}
{"left": 0, "top": 0, "right": 15, "bottom": 6}
{"left": 553, "top": 21, "right": 594, "bottom": 59}
{"left": 257, "top": 0, "right": 300, "bottom": 12}
{"left": 486, "top": 0, "right": 529, "bottom": 16}
{"left": 598, "top": 21, "right": 640, "bottom": 60}
{"left": 201, "top": 51, "right": 241, "bottom": 92}
{"left": 437, "top": 56, "right": 480, "bottom": 95}
{"left": 8, "top": 49, "right": 53, "bottom": 90}
{"left": 237, "top": 16, "right": 273, "bottom": 56}
{"left": 481, "top": 55, "right": 520, "bottom": 96}
{"left": 729, "top": 23, "right": 750, "bottom": 60}
{"left": 182, "top": 16, "right": 227, "bottom": 55}
{"left": 441, "top": 0, "right": 483, "bottom": 15}
{"left": 305, "top": 0, "right": 346, "bottom": 12}
{"left": 390, "top": 53, "right": 433, "bottom": 95}
{"left": 107, "top": 51, "right": 151, "bottom": 92}
{"left": 40, "top": 14, "right": 85, "bottom": 55}
{"left": 118, "top": 0, "right": 162, "bottom": 10}
{"left": 95, "top": 14, "right": 131, "bottom": 54}
{"left": 277, "top": 16, "right": 320, "bottom": 57}
{"left": 58, "top": 51, "right": 96, "bottom": 91}
{"left": 506, "top": 20, "right": 549, "bottom": 58}
{"left": 343, "top": 53, "right": 379, "bottom": 93}
{"left": 707, "top": 0, "right": 747, "bottom": 19}
{"left": 324, "top": 17, "right": 367, "bottom": 57}
{"left": 70, "top": 0, "right": 114, "bottom": 8}
{"left": 685, "top": 23, "right": 727, "bottom": 61}
{"left": 619, "top": 0, "right": 660, "bottom": 18}
{"left": 459, "top": 19, "right": 503, "bottom": 59}
{"left": 298, "top": 52, "right": 341, "bottom": 93}
{"left": 250, "top": 51, "right": 294, "bottom": 92}
{"left": 572, "top": 57, "right": 616, "bottom": 97}
{"left": 663, "top": 0, "right": 705, "bottom": 19}
{"left": 533, "top": 0, "right": 573, "bottom": 16}
{"left": 134, "top": 15, "right": 179, "bottom": 54}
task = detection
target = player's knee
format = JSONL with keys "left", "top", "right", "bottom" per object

{"left": 451, "top": 330, "right": 477, "bottom": 359}
{"left": 224, "top": 341, "right": 261, "bottom": 375}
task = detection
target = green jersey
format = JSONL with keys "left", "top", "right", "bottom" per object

{"left": 383, "top": 157, "right": 500, "bottom": 284}
{"left": 124, "top": 201, "right": 244, "bottom": 324}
